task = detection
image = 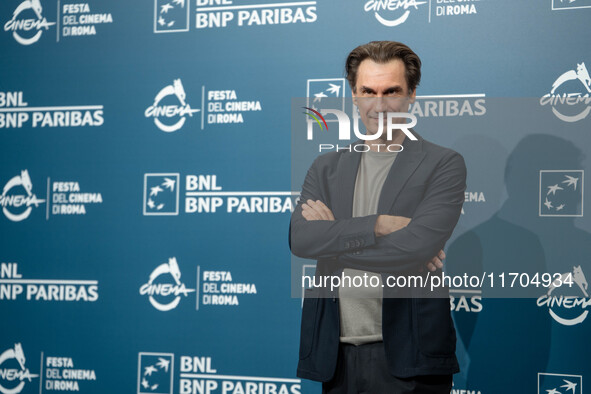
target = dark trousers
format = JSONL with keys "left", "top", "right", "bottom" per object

{"left": 322, "top": 342, "right": 452, "bottom": 394}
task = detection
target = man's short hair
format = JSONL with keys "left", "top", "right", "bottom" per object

{"left": 345, "top": 41, "right": 422, "bottom": 94}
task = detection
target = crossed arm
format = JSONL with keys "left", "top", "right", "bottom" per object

{"left": 302, "top": 199, "right": 445, "bottom": 272}
{"left": 290, "top": 151, "right": 466, "bottom": 273}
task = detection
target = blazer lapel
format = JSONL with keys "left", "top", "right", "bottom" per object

{"left": 377, "top": 135, "right": 426, "bottom": 214}
{"left": 333, "top": 144, "right": 362, "bottom": 219}
{"left": 332, "top": 135, "right": 426, "bottom": 218}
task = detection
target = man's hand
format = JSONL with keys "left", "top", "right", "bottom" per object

{"left": 374, "top": 215, "right": 411, "bottom": 237}
{"left": 420, "top": 250, "right": 445, "bottom": 272}
{"left": 302, "top": 199, "right": 335, "bottom": 221}
{"left": 376, "top": 216, "right": 445, "bottom": 272}
{"left": 301, "top": 203, "right": 445, "bottom": 271}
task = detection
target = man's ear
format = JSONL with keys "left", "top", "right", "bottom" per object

{"left": 352, "top": 89, "right": 358, "bottom": 105}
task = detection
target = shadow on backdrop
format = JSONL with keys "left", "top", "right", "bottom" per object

{"left": 446, "top": 133, "right": 590, "bottom": 391}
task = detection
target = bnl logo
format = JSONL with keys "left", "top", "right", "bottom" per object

{"left": 138, "top": 353, "right": 174, "bottom": 394}
{"left": 538, "top": 373, "right": 582, "bottom": 394}
{"left": 154, "top": 0, "right": 189, "bottom": 32}
{"left": 306, "top": 78, "right": 346, "bottom": 114}
{"left": 143, "top": 173, "right": 180, "bottom": 216}
{"left": 539, "top": 170, "right": 584, "bottom": 217}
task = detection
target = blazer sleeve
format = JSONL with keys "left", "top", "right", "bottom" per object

{"left": 339, "top": 151, "right": 467, "bottom": 273}
{"left": 289, "top": 156, "right": 380, "bottom": 259}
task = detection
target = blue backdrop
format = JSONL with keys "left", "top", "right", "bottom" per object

{"left": 1, "top": 0, "right": 590, "bottom": 393}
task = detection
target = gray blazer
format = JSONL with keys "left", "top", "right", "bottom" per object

{"left": 290, "top": 133, "right": 466, "bottom": 380}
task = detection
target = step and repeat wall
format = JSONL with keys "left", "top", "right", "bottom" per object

{"left": 1, "top": 0, "right": 590, "bottom": 393}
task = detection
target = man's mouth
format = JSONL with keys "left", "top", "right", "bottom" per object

{"left": 369, "top": 114, "right": 385, "bottom": 120}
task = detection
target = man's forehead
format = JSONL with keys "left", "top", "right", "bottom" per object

{"left": 356, "top": 59, "right": 408, "bottom": 90}
{"left": 358, "top": 59, "right": 405, "bottom": 78}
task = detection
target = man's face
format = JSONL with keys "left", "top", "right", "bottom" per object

{"left": 352, "top": 58, "right": 416, "bottom": 138}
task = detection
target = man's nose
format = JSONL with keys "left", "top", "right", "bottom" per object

{"left": 374, "top": 96, "right": 387, "bottom": 113}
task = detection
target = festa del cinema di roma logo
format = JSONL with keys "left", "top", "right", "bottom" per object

{"left": 537, "top": 265, "right": 591, "bottom": 326}
{"left": 3, "top": 0, "right": 55, "bottom": 45}
{"left": 364, "top": 0, "right": 426, "bottom": 27}
{"left": 0, "top": 343, "right": 38, "bottom": 394}
{"left": 145, "top": 79, "right": 200, "bottom": 132}
{"left": 0, "top": 170, "right": 45, "bottom": 222}
{"left": 541, "top": 61, "right": 591, "bottom": 122}
{"left": 139, "top": 257, "right": 195, "bottom": 311}
{"left": 0, "top": 342, "right": 96, "bottom": 393}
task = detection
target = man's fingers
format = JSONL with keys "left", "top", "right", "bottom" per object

{"left": 302, "top": 201, "right": 326, "bottom": 221}
{"left": 302, "top": 204, "right": 321, "bottom": 221}
{"left": 431, "top": 256, "right": 443, "bottom": 269}
{"left": 438, "top": 250, "right": 446, "bottom": 260}
{"left": 316, "top": 201, "right": 335, "bottom": 220}
{"left": 306, "top": 200, "right": 328, "bottom": 220}
{"left": 308, "top": 201, "right": 326, "bottom": 220}
{"left": 435, "top": 258, "right": 443, "bottom": 269}
{"left": 306, "top": 199, "right": 335, "bottom": 221}
{"left": 424, "top": 255, "right": 443, "bottom": 272}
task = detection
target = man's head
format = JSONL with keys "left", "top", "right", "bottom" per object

{"left": 345, "top": 41, "right": 421, "bottom": 95}
{"left": 345, "top": 41, "right": 421, "bottom": 138}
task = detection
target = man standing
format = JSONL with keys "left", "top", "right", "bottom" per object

{"left": 290, "top": 41, "right": 466, "bottom": 393}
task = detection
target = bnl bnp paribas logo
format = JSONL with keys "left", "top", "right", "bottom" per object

{"left": 154, "top": 0, "right": 317, "bottom": 32}
{"left": 138, "top": 353, "right": 301, "bottom": 394}
{"left": 154, "top": 0, "right": 189, "bottom": 33}
{"left": 552, "top": 0, "right": 591, "bottom": 10}
{"left": 137, "top": 353, "right": 173, "bottom": 394}
{"left": 143, "top": 173, "right": 295, "bottom": 215}
{"left": 540, "top": 61, "right": 591, "bottom": 122}
{"left": 143, "top": 174, "right": 179, "bottom": 215}
{"left": 139, "top": 257, "right": 195, "bottom": 311}
{"left": 0, "top": 343, "right": 39, "bottom": 394}
{"left": 539, "top": 170, "right": 583, "bottom": 217}
{"left": 3, "top": 0, "right": 55, "bottom": 45}
{"left": 539, "top": 373, "right": 582, "bottom": 394}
